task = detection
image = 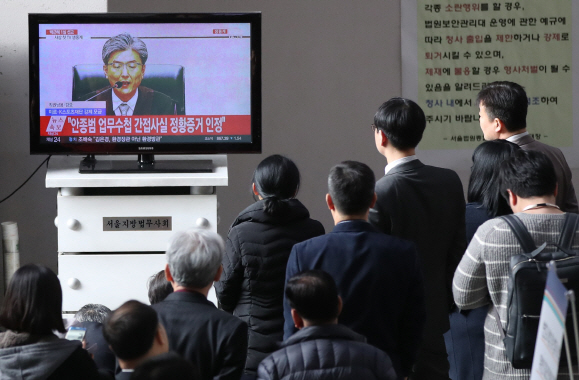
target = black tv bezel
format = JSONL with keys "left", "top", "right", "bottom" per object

{"left": 29, "top": 12, "right": 262, "bottom": 155}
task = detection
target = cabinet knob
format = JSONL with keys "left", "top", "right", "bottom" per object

{"left": 54, "top": 216, "right": 58, "bottom": 228}
{"left": 196, "top": 218, "right": 209, "bottom": 228}
{"left": 68, "top": 278, "right": 81, "bottom": 290}
{"left": 67, "top": 219, "right": 80, "bottom": 230}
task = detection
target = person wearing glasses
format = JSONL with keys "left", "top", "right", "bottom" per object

{"left": 81, "top": 32, "right": 177, "bottom": 116}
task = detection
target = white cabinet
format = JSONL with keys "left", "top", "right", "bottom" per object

{"left": 47, "top": 155, "right": 227, "bottom": 310}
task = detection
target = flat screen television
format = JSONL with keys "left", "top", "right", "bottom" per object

{"left": 29, "top": 13, "right": 261, "bottom": 172}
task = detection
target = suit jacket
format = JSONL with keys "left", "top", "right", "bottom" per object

{"left": 152, "top": 291, "right": 248, "bottom": 380}
{"left": 83, "top": 86, "right": 177, "bottom": 116}
{"left": 283, "top": 220, "right": 425, "bottom": 378}
{"left": 369, "top": 159, "right": 466, "bottom": 338}
{"left": 515, "top": 134, "right": 578, "bottom": 213}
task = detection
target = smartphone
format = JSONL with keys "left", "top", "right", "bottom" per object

{"left": 65, "top": 326, "right": 87, "bottom": 341}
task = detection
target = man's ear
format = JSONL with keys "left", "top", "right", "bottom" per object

{"left": 103, "top": 65, "right": 108, "bottom": 79}
{"left": 337, "top": 296, "right": 343, "bottom": 317}
{"left": 379, "top": 130, "right": 388, "bottom": 147}
{"left": 369, "top": 193, "right": 377, "bottom": 209}
{"left": 214, "top": 265, "right": 223, "bottom": 282}
{"left": 507, "top": 189, "right": 517, "bottom": 208}
{"left": 252, "top": 183, "right": 259, "bottom": 197}
{"left": 326, "top": 194, "right": 335, "bottom": 211}
{"left": 495, "top": 118, "right": 506, "bottom": 135}
{"left": 554, "top": 183, "right": 559, "bottom": 198}
{"left": 291, "top": 309, "right": 305, "bottom": 330}
{"left": 164, "top": 264, "right": 174, "bottom": 283}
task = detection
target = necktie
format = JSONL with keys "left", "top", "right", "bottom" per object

{"left": 119, "top": 103, "right": 130, "bottom": 116}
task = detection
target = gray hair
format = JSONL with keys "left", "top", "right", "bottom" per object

{"left": 75, "top": 303, "right": 112, "bottom": 323}
{"left": 102, "top": 32, "right": 148, "bottom": 65}
{"left": 166, "top": 229, "right": 224, "bottom": 289}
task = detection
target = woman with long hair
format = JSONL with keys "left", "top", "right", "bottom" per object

{"left": 0, "top": 264, "right": 103, "bottom": 379}
{"left": 446, "top": 139, "right": 520, "bottom": 380}
{"left": 215, "top": 154, "right": 325, "bottom": 377}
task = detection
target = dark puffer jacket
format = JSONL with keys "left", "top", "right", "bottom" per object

{"left": 214, "top": 199, "right": 325, "bottom": 374}
{"left": 257, "top": 324, "right": 398, "bottom": 380}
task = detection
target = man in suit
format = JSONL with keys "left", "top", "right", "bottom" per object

{"left": 80, "top": 32, "right": 177, "bottom": 116}
{"left": 369, "top": 98, "right": 466, "bottom": 380}
{"left": 102, "top": 300, "right": 169, "bottom": 380}
{"left": 476, "top": 81, "right": 578, "bottom": 212}
{"left": 284, "top": 161, "right": 425, "bottom": 379}
{"left": 153, "top": 229, "right": 248, "bottom": 380}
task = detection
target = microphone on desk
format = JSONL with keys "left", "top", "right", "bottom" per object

{"left": 84, "top": 81, "right": 123, "bottom": 101}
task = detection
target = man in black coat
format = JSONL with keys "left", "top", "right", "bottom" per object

{"left": 284, "top": 161, "right": 425, "bottom": 379}
{"left": 259, "top": 270, "right": 397, "bottom": 380}
{"left": 102, "top": 300, "right": 169, "bottom": 380}
{"left": 153, "top": 229, "right": 248, "bottom": 380}
{"left": 369, "top": 98, "right": 466, "bottom": 380}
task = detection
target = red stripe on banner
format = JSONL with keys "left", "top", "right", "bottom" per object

{"left": 40, "top": 115, "right": 251, "bottom": 137}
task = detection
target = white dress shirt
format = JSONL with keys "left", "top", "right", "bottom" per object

{"left": 384, "top": 155, "right": 418, "bottom": 175}
{"left": 506, "top": 131, "right": 529, "bottom": 144}
{"left": 112, "top": 89, "right": 139, "bottom": 116}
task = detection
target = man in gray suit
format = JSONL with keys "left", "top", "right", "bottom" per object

{"left": 369, "top": 98, "right": 466, "bottom": 380}
{"left": 476, "top": 81, "right": 578, "bottom": 212}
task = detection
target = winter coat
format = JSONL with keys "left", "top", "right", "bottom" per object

{"left": 214, "top": 198, "right": 325, "bottom": 373}
{"left": 257, "top": 324, "right": 398, "bottom": 380}
{"left": 0, "top": 330, "right": 103, "bottom": 380}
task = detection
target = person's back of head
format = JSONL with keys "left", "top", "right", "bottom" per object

{"left": 499, "top": 150, "right": 557, "bottom": 199}
{"left": 468, "top": 140, "right": 520, "bottom": 217}
{"left": 166, "top": 229, "right": 224, "bottom": 290}
{"left": 0, "top": 264, "right": 65, "bottom": 335}
{"left": 285, "top": 270, "right": 340, "bottom": 326}
{"left": 253, "top": 154, "right": 301, "bottom": 215}
{"left": 131, "top": 352, "right": 199, "bottom": 380}
{"left": 102, "top": 300, "right": 166, "bottom": 364}
{"left": 476, "top": 81, "right": 527, "bottom": 133}
{"left": 148, "top": 270, "right": 173, "bottom": 305}
{"left": 328, "top": 161, "right": 375, "bottom": 216}
{"left": 75, "top": 303, "right": 111, "bottom": 324}
{"left": 374, "top": 97, "right": 426, "bottom": 150}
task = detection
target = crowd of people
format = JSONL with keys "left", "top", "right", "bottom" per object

{"left": 1, "top": 80, "right": 577, "bottom": 380}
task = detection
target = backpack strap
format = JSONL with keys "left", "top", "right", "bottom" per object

{"left": 491, "top": 305, "right": 506, "bottom": 340}
{"left": 558, "top": 213, "right": 579, "bottom": 251}
{"left": 501, "top": 215, "right": 537, "bottom": 253}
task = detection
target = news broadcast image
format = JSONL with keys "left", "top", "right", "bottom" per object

{"left": 38, "top": 23, "right": 252, "bottom": 145}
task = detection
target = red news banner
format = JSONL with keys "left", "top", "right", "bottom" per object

{"left": 41, "top": 115, "right": 251, "bottom": 137}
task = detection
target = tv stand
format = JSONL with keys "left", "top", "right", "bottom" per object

{"left": 46, "top": 155, "right": 227, "bottom": 311}
{"left": 79, "top": 154, "right": 213, "bottom": 174}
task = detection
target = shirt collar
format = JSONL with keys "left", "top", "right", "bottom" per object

{"left": 506, "top": 131, "right": 529, "bottom": 144}
{"left": 112, "top": 88, "right": 139, "bottom": 116}
{"left": 384, "top": 155, "right": 418, "bottom": 175}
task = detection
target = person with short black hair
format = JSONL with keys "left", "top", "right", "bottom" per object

{"left": 215, "top": 154, "right": 324, "bottom": 376}
{"left": 148, "top": 270, "right": 173, "bottom": 305}
{"left": 102, "top": 300, "right": 169, "bottom": 380}
{"left": 72, "top": 303, "right": 116, "bottom": 377}
{"left": 131, "top": 352, "right": 199, "bottom": 380}
{"left": 284, "top": 161, "right": 425, "bottom": 379}
{"left": 453, "top": 150, "right": 578, "bottom": 378}
{"left": 0, "top": 264, "right": 103, "bottom": 379}
{"left": 476, "top": 81, "right": 577, "bottom": 212}
{"left": 369, "top": 98, "right": 466, "bottom": 380}
{"left": 260, "top": 270, "right": 397, "bottom": 380}
{"left": 153, "top": 229, "right": 248, "bottom": 380}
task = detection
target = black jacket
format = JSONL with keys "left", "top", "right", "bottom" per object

{"left": 257, "top": 324, "right": 398, "bottom": 380}
{"left": 214, "top": 199, "right": 325, "bottom": 373}
{"left": 152, "top": 291, "right": 248, "bottom": 380}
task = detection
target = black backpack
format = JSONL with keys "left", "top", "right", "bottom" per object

{"left": 492, "top": 213, "right": 579, "bottom": 369}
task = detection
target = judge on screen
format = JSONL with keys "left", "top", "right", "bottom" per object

{"left": 80, "top": 32, "right": 178, "bottom": 116}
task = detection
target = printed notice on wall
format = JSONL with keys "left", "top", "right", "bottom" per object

{"left": 415, "top": 1, "right": 572, "bottom": 149}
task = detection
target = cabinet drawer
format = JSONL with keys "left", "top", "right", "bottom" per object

{"left": 57, "top": 194, "right": 216, "bottom": 252}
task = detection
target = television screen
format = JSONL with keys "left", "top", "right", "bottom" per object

{"left": 29, "top": 13, "right": 261, "bottom": 155}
